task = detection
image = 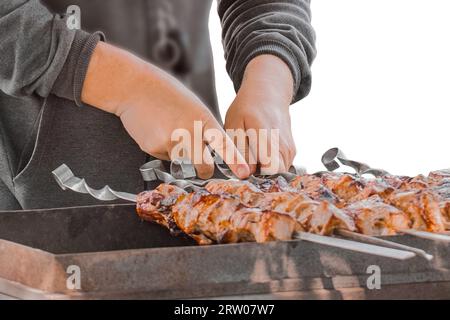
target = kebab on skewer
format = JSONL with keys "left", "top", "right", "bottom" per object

{"left": 136, "top": 184, "right": 299, "bottom": 245}
{"left": 289, "top": 172, "right": 450, "bottom": 229}
{"left": 136, "top": 167, "right": 450, "bottom": 245}
{"left": 205, "top": 180, "right": 407, "bottom": 236}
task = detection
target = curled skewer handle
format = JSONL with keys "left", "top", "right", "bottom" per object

{"left": 336, "top": 229, "right": 433, "bottom": 261}
{"left": 52, "top": 164, "right": 137, "bottom": 202}
{"left": 294, "top": 231, "right": 416, "bottom": 260}
{"left": 321, "top": 147, "right": 389, "bottom": 177}
{"left": 139, "top": 155, "right": 305, "bottom": 192}
{"left": 139, "top": 159, "right": 226, "bottom": 191}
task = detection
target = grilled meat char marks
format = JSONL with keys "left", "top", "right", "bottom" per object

{"left": 205, "top": 180, "right": 355, "bottom": 235}
{"left": 137, "top": 185, "right": 297, "bottom": 245}
{"left": 289, "top": 173, "right": 395, "bottom": 206}
{"left": 173, "top": 191, "right": 296, "bottom": 244}
{"left": 344, "top": 196, "right": 409, "bottom": 236}
{"left": 136, "top": 184, "right": 186, "bottom": 233}
{"left": 136, "top": 168, "right": 450, "bottom": 244}
{"left": 428, "top": 169, "right": 450, "bottom": 187}
{"left": 289, "top": 174, "right": 341, "bottom": 205}
{"left": 388, "top": 190, "right": 445, "bottom": 232}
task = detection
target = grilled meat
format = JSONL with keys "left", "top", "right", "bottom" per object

{"left": 136, "top": 167, "right": 450, "bottom": 245}
{"left": 289, "top": 174, "right": 341, "bottom": 204}
{"left": 136, "top": 184, "right": 186, "bottom": 233}
{"left": 428, "top": 169, "right": 450, "bottom": 187}
{"left": 441, "top": 201, "right": 450, "bottom": 224}
{"left": 289, "top": 173, "right": 395, "bottom": 207}
{"left": 205, "top": 180, "right": 356, "bottom": 235}
{"left": 137, "top": 185, "right": 297, "bottom": 244}
{"left": 388, "top": 190, "right": 445, "bottom": 232}
{"left": 252, "top": 176, "right": 294, "bottom": 193}
{"left": 172, "top": 190, "right": 297, "bottom": 244}
{"left": 204, "top": 180, "right": 265, "bottom": 207}
{"left": 344, "top": 196, "right": 410, "bottom": 236}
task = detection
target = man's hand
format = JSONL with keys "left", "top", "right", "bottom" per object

{"left": 82, "top": 42, "right": 250, "bottom": 179}
{"left": 225, "top": 55, "right": 296, "bottom": 175}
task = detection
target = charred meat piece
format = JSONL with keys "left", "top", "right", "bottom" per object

{"left": 261, "top": 192, "right": 311, "bottom": 213}
{"left": 381, "top": 175, "right": 411, "bottom": 189}
{"left": 289, "top": 174, "right": 341, "bottom": 205}
{"left": 227, "top": 208, "right": 297, "bottom": 243}
{"left": 428, "top": 169, "right": 450, "bottom": 187}
{"left": 205, "top": 180, "right": 355, "bottom": 235}
{"left": 322, "top": 174, "right": 370, "bottom": 203}
{"left": 242, "top": 190, "right": 356, "bottom": 235}
{"left": 253, "top": 176, "right": 294, "bottom": 193}
{"left": 399, "top": 175, "right": 430, "bottom": 191}
{"left": 206, "top": 179, "right": 308, "bottom": 209}
{"left": 383, "top": 174, "right": 434, "bottom": 191}
{"left": 172, "top": 191, "right": 297, "bottom": 244}
{"left": 136, "top": 184, "right": 186, "bottom": 233}
{"left": 289, "top": 173, "right": 392, "bottom": 206}
{"left": 262, "top": 194, "right": 356, "bottom": 235}
{"left": 137, "top": 185, "right": 297, "bottom": 245}
{"left": 432, "top": 185, "right": 450, "bottom": 225}
{"left": 295, "top": 200, "right": 356, "bottom": 235}
{"left": 344, "top": 196, "right": 410, "bottom": 236}
{"left": 440, "top": 201, "right": 450, "bottom": 224}
{"left": 293, "top": 174, "right": 371, "bottom": 205}
{"left": 205, "top": 180, "right": 265, "bottom": 207}
{"left": 352, "top": 178, "right": 395, "bottom": 202}
{"left": 434, "top": 185, "right": 450, "bottom": 200}
{"left": 388, "top": 190, "right": 446, "bottom": 232}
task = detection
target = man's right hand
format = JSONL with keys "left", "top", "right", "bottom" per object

{"left": 81, "top": 42, "right": 250, "bottom": 179}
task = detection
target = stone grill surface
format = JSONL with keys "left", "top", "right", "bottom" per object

{"left": 0, "top": 204, "right": 449, "bottom": 299}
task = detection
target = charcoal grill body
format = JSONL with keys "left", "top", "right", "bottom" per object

{"left": 0, "top": 204, "right": 449, "bottom": 299}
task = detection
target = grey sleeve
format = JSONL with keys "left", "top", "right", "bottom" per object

{"left": 218, "top": 0, "right": 317, "bottom": 103}
{"left": 0, "top": 0, "right": 102, "bottom": 105}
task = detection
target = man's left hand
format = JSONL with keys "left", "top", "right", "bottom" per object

{"left": 224, "top": 54, "right": 297, "bottom": 175}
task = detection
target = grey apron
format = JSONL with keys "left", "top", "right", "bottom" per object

{"left": 1, "top": 0, "right": 219, "bottom": 209}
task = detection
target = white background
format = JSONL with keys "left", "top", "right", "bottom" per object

{"left": 208, "top": 0, "right": 450, "bottom": 176}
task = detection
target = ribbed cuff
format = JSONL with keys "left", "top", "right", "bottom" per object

{"left": 232, "top": 40, "right": 303, "bottom": 104}
{"left": 51, "top": 30, "right": 105, "bottom": 106}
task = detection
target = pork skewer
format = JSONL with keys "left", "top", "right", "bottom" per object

{"left": 205, "top": 179, "right": 450, "bottom": 242}
{"left": 136, "top": 185, "right": 416, "bottom": 259}
{"left": 205, "top": 180, "right": 405, "bottom": 236}
{"left": 289, "top": 173, "right": 450, "bottom": 227}
{"left": 205, "top": 180, "right": 356, "bottom": 235}
{"left": 53, "top": 163, "right": 450, "bottom": 247}
{"left": 137, "top": 184, "right": 299, "bottom": 245}
{"left": 204, "top": 180, "right": 436, "bottom": 258}
{"left": 205, "top": 181, "right": 433, "bottom": 260}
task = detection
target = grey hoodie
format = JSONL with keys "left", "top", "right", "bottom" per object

{"left": 0, "top": 0, "right": 316, "bottom": 210}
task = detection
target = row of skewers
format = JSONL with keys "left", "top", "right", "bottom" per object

{"left": 51, "top": 157, "right": 450, "bottom": 261}
{"left": 136, "top": 168, "right": 450, "bottom": 260}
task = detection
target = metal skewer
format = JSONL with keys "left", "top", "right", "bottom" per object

{"left": 320, "top": 148, "right": 450, "bottom": 244}
{"left": 51, "top": 165, "right": 417, "bottom": 259}
{"left": 336, "top": 229, "right": 433, "bottom": 261}
{"left": 52, "top": 164, "right": 137, "bottom": 202}
{"left": 399, "top": 229, "right": 450, "bottom": 243}
{"left": 51, "top": 163, "right": 448, "bottom": 258}
{"left": 294, "top": 232, "right": 415, "bottom": 260}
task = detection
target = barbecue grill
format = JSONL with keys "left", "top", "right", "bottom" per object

{"left": 0, "top": 149, "right": 449, "bottom": 299}
{"left": 1, "top": 204, "right": 450, "bottom": 299}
